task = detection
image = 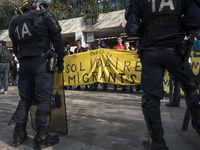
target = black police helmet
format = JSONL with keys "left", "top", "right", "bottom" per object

{"left": 22, "top": 0, "right": 51, "bottom": 12}
{"left": 40, "top": 1, "right": 49, "bottom": 9}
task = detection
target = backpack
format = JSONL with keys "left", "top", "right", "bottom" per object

{"left": 0, "top": 47, "right": 12, "bottom": 63}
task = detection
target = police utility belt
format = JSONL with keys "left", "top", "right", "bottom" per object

{"left": 138, "top": 39, "right": 193, "bottom": 62}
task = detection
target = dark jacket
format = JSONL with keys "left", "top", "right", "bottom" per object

{"left": 74, "top": 47, "right": 86, "bottom": 53}
{"left": 9, "top": 9, "right": 64, "bottom": 60}
{"left": 125, "top": 0, "right": 200, "bottom": 50}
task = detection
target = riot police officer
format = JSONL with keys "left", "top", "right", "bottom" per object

{"left": 9, "top": 0, "right": 65, "bottom": 148}
{"left": 125, "top": 0, "right": 200, "bottom": 149}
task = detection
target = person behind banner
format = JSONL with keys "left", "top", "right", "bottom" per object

{"left": 99, "top": 40, "right": 110, "bottom": 91}
{"left": 9, "top": 0, "right": 65, "bottom": 148}
{"left": 64, "top": 43, "right": 73, "bottom": 90}
{"left": 121, "top": 41, "right": 130, "bottom": 93}
{"left": 125, "top": 0, "right": 200, "bottom": 149}
{"left": 113, "top": 37, "right": 124, "bottom": 50}
{"left": 122, "top": 41, "right": 141, "bottom": 93}
{"left": 74, "top": 39, "right": 87, "bottom": 90}
{"left": 74, "top": 39, "right": 87, "bottom": 53}
{"left": 89, "top": 40, "right": 110, "bottom": 91}
{"left": 113, "top": 37, "right": 124, "bottom": 91}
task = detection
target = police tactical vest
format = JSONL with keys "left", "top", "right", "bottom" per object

{"left": 11, "top": 12, "right": 50, "bottom": 59}
{"left": 139, "top": 0, "right": 184, "bottom": 45}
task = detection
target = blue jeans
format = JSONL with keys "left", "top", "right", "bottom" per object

{"left": 0, "top": 62, "right": 10, "bottom": 91}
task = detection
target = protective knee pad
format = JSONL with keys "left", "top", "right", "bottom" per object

{"left": 142, "top": 93, "right": 162, "bottom": 129}
{"left": 36, "top": 109, "right": 51, "bottom": 127}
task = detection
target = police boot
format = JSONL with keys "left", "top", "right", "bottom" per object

{"left": 190, "top": 108, "right": 200, "bottom": 135}
{"left": 142, "top": 106, "right": 169, "bottom": 150}
{"left": 13, "top": 124, "right": 27, "bottom": 146}
{"left": 150, "top": 128, "right": 169, "bottom": 150}
{"left": 34, "top": 128, "right": 59, "bottom": 149}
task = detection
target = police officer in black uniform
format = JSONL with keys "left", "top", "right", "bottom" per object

{"left": 9, "top": 0, "right": 65, "bottom": 148}
{"left": 125, "top": 0, "right": 200, "bottom": 149}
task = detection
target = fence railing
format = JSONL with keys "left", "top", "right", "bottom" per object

{"left": 56, "top": 0, "right": 129, "bottom": 20}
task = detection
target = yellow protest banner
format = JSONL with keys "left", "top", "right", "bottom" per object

{"left": 63, "top": 49, "right": 200, "bottom": 92}
{"left": 191, "top": 51, "right": 200, "bottom": 75}
{"left": 63, "top": 49, "right": 142, "bottom": 86}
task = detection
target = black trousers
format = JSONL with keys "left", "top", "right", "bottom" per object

{"left": 141, "top": 48, "right": 199, "bottom": 128}
{"left": 13, "top": 55, "right": 54, "bottom": 129}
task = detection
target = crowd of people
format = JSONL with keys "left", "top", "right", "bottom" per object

{"left": 63, "top": 36, "right": 141, "bottom": 93}
{"left": 0, "top": 36, "right": 141, "bottom": 96}
{"left": 1, "top": 32, "right": 200, "bottom": 95}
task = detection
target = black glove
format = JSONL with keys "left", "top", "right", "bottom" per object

{"left": 57, "top": 58, "right": 64, "bottom": 73}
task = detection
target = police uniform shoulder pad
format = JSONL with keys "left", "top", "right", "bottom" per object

{"left": 9, "top": 15, "right": 21, "bottom": 26}
{"left": 125, "top": 0, "right": 133, "bottom": 20}
{"left": 9, "top": 15, "right": 21, "bottom": 40}
{"left": 42, "top": 10, "right": 61, "bottom": 34}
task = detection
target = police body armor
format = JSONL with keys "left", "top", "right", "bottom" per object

{"left": 139, "top": 0, "right": 184, "bottom": 45}
{"left": 10, "top": 11, "right": 50, "bottom": 59}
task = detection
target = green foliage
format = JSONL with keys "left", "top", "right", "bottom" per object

{"left": 0, "top": 0, "right": 128, "bottom": 30}
{"left": 0, "top": 17, "right": 8, "bottom": 30}
{"left": 0, "top": 0, "right": 23, "bottom": 30}
{"left": 83, "top": 13, "right": 99, "bottom": 25}
{"left": 83, "top": 0, "right": 99, "bottom": 25}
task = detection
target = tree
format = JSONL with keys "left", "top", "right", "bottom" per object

{"left": 0, "top": 0, "right": 75, "bottom": 29}
{"left": 0, "top": 0, "right": 23, "bottom": 29}
{"left": 0, "top": 0, "right": 98, "bottom": 30}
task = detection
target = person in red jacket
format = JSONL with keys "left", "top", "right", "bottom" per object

{"left": 113, "top": 37, "right": 124, "bottom": 91}
{"left": 113, "top": 37, "right": 124, "bottom": 50}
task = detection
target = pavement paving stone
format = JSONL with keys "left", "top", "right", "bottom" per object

{"left": 1, "top": 86, "right": 200, "bottom": 150}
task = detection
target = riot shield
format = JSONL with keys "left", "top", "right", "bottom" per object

{"left": 30, "top": 69, "right": 68, "bottom": 135}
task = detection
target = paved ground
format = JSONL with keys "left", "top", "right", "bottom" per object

{"left": 0, "top": 85, "right": 200, "bottom": 150}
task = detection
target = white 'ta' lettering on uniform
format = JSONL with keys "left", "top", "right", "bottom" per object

{"left": 15, "top": 23, "right": 32, "bottom": 39}
{"left": 159, "top": 0, "right": 175, "bottom": 11}
{"left": 15, "top": 25, "right": 21, "bottom": 39}
{"left": 148, "top": 0, "right": 175, "bottom": 12}
{"left": 22, "top": 23, "right": 32, "bottom": 38}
